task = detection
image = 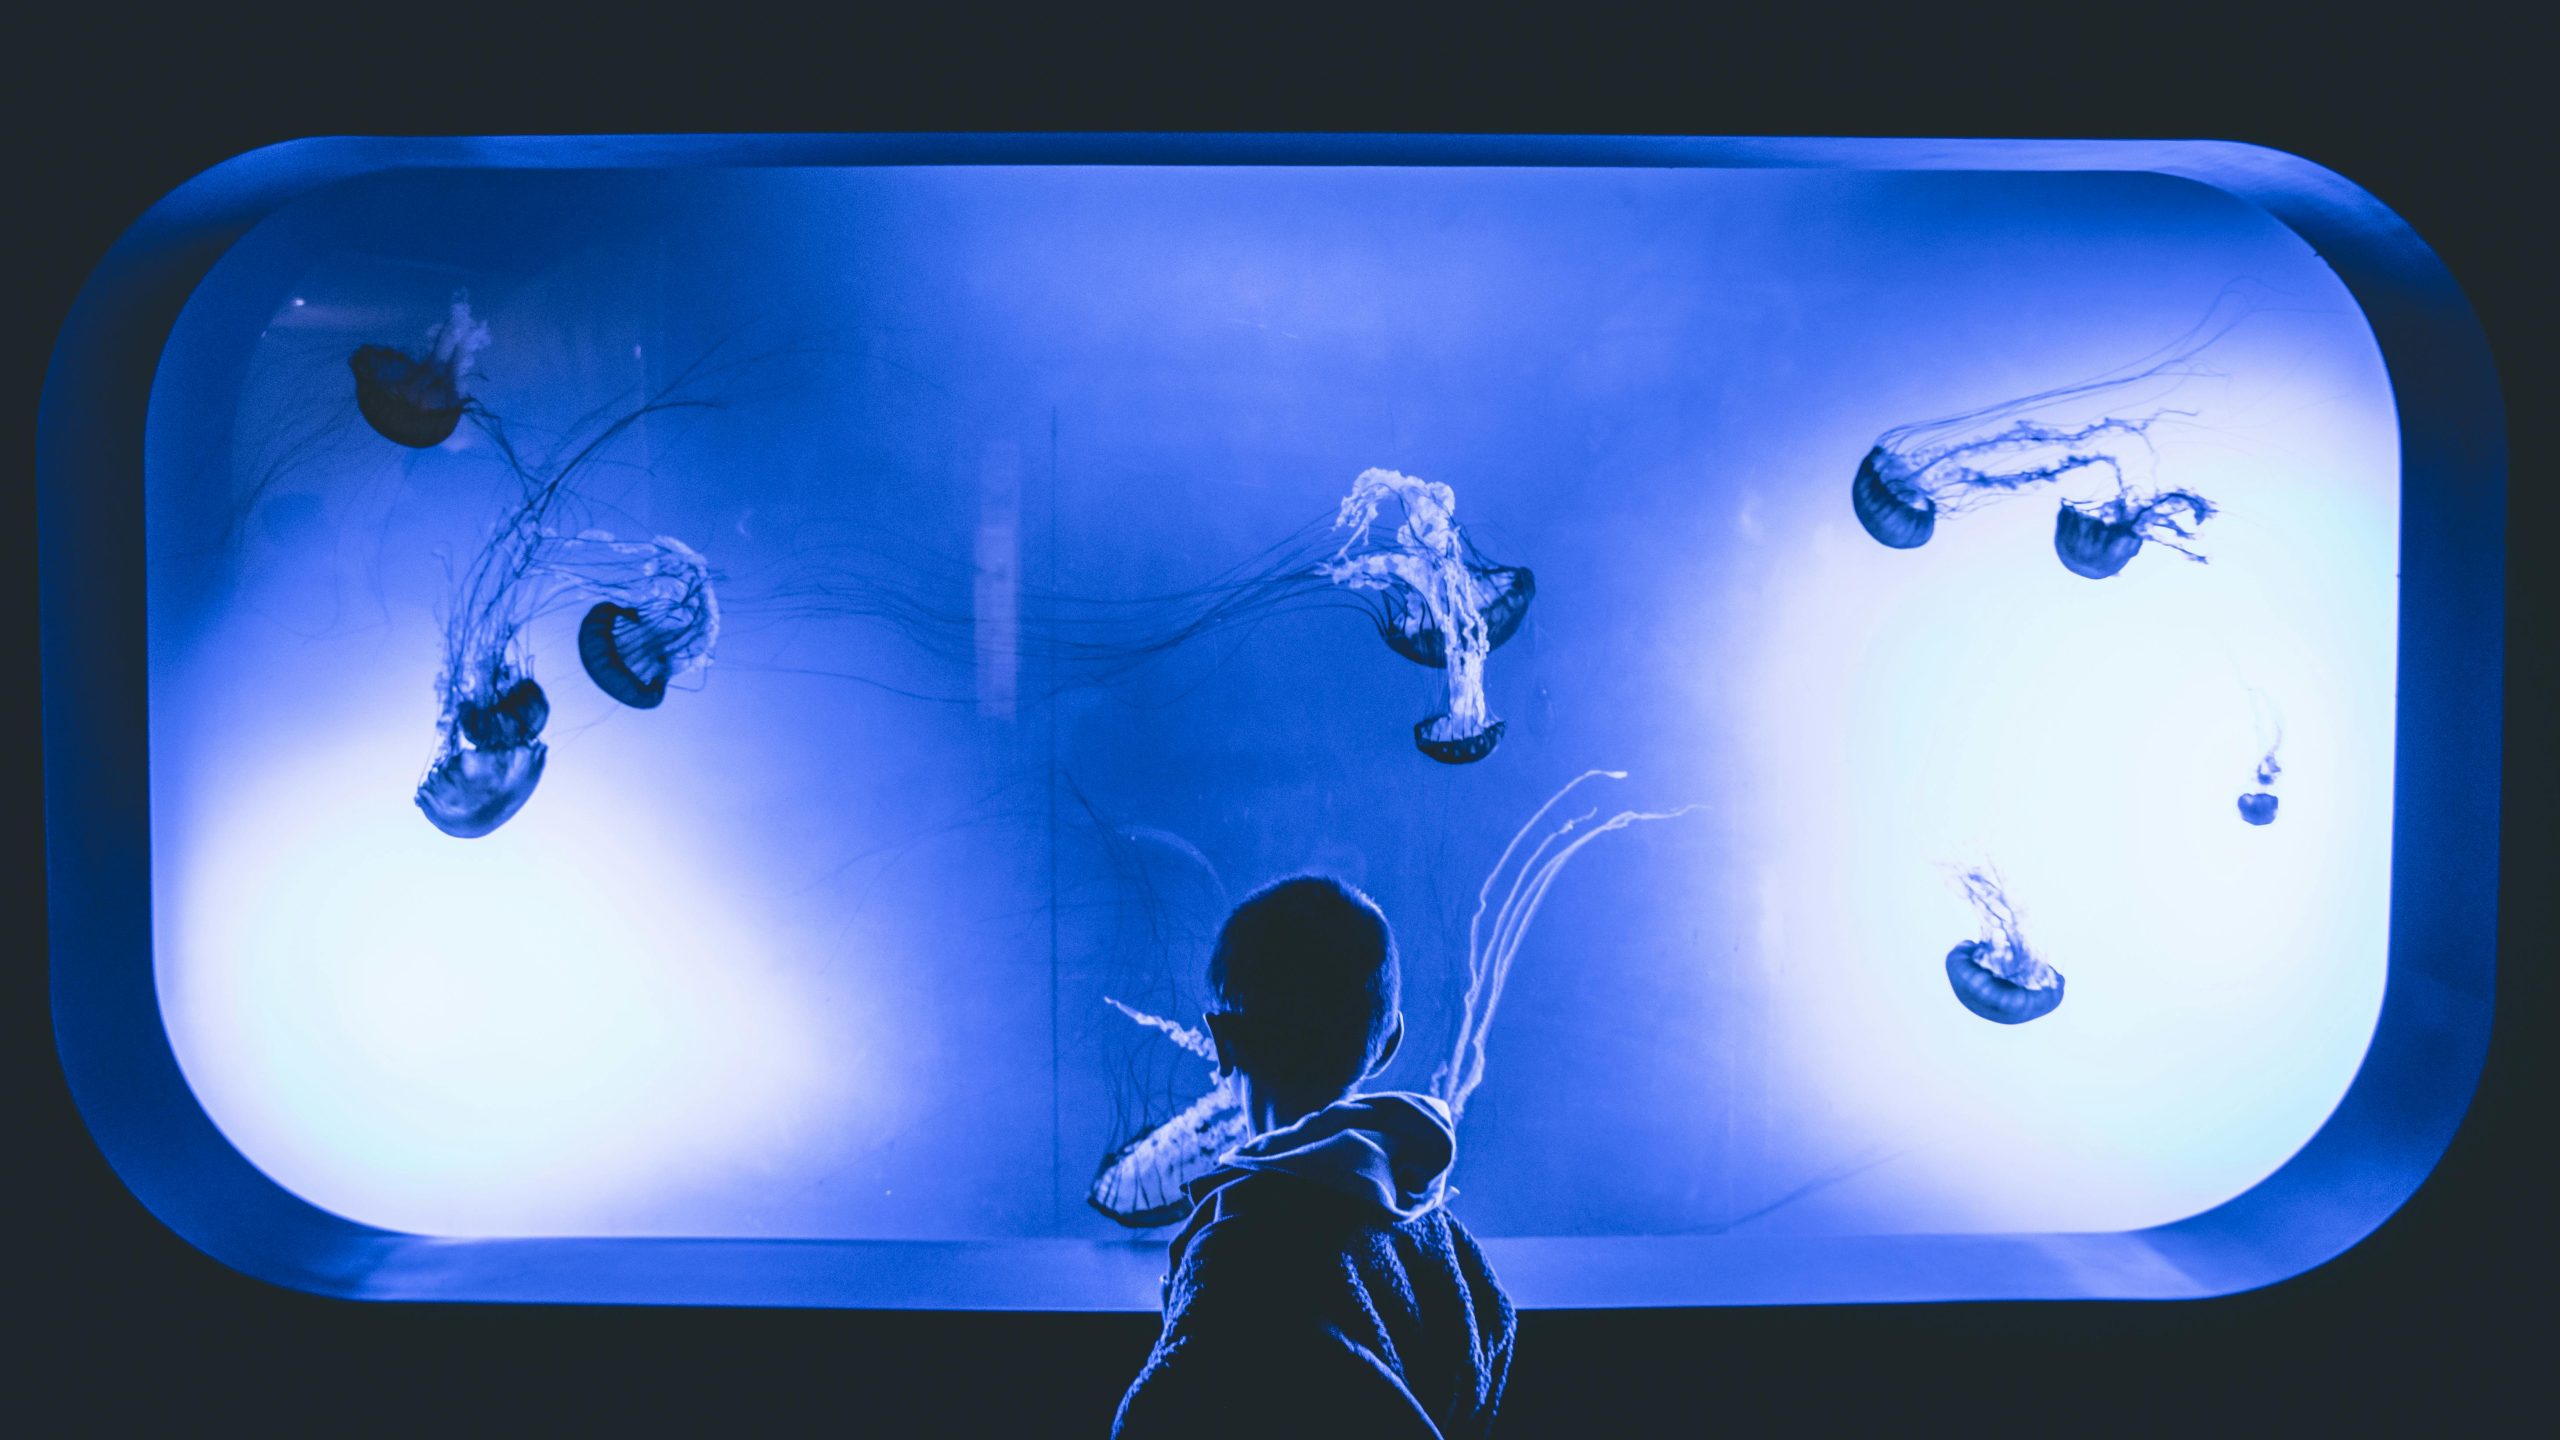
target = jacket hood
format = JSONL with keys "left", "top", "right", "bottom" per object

{"left": 1214, "top": 1090, "right": 1456, "bottom": 1222}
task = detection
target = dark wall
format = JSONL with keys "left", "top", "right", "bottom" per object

{"left": 17, "top": 5, "right": 2548, "bottom": 1432}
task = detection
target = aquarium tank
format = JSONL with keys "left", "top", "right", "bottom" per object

{"left": 39, "top": 135, "right": 2501, "bottom": 1308}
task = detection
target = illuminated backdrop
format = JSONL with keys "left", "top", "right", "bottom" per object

{"left": 131, "top": 153, "right": 2405, "bottom": 1269}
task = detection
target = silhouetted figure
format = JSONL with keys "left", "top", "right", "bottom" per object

{"left": 1112, "top": 876, "right": 1516, "bottom": 1439}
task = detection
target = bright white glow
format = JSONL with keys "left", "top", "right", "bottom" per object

{"left": 145, "top": 163, "right": 2408, "bottom": 1250}
{"left": 157, "top": 711, "right": 856, "bottom": 1237}
{"left": 1732, "top": 358, "right": 2399, "bottom": 1233}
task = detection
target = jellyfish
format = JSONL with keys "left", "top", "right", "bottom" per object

{"left": 350, "top": 293, "right": 492, "bottom": 449}
{"left": 2237, "top": 689, "right": 2283, "bottom": 825}
{"left": 555, "top": 535, "right": 721, "bottom": 709}
{"left": 408, "top": 353, "right": 730, "bottom": 837}
{"left": 411, "top": 507, "right": 560, "bottom": 839}
{"left": 1087, "top": 770, "right": 1695, "bottom": 1225}
{"left": 2052, "top": 485, "right": 2217, "bottom": 579}
{"left": 1088, "top": 999, "right": 1248, "bottom": 1227}
{"left": 1941, "top": 865, "right": 2063, "bottom": 1025}
{"left": 1369, "top": 552, "right": 1535, "bottom": 669}
{"left": 734, "top": 465, "right": 1533, "bottom": 761}
{"left": 1323, "top": 468, "right": 1510, "bottom": 764}
{"left": 416, "top": 652, "right": 551, "bottom": 839}
{"left": 1849, "top": 295, "right": 2247, "bottom": 552}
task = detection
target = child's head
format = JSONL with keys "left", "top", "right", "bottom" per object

{"left": 1204, "top": 875, "right": 1404, "bottom": 1112}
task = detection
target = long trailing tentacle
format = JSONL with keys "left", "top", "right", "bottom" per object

{"left": 1447, "top": 799, "right": 1703, "bottom": 1118}
{"left": 1876, "top": 282, "right": 2260, "bottom": 455}
{"left": 1438, "top": 770, "right": 1700, "bottom": 1120}
{"left": 1442, "top": 770, "right": 1625, "bottom": 1098}
{"left": 1949, "top": 863, "right": 2055, "bottom": 989}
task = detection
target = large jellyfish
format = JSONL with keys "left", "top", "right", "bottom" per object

{"left": 410, "top": 361, "right": 728, "bottom": 837}
{"left": 414, "top": 505, "right": 556, "bottom": 840}
{"left": 351, "top": 293, "right": 492, "bottom": 449}
{"left": 1087, "top": 1001, "right": 1247, "bottom": 1227}
{"left": 415, "top": 656, "right": 552, "bottom": 839}
{"left": 1941, "top": 865, "right": 2064, "bottom": 1025}
{"left": 736, "top": 465, "right": 1533, "bottom": 759}
{"left": 1322, "top": 468, "right": 1513, "bottom": 764}
{"left": 1086, "top": 770, "right": 1694, "bottom": 1227}
{"left": 1849, "top": 298, "right": 2245, "bottom": 554}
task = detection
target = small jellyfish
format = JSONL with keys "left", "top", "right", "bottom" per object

{"left": 1324, "top": 468, "right": 1507, "bottom": 764}
{"left": 2236, "top": 693, "right": 2283, "bottom": 825}
{"left": 562, "top": 535, "right": 722, "bottom": 709}
{"left": 2053, "top": 486, "right": 2216, "bottom": 579}
{"left": 350, "top": 294, "right": 491, "bottom": 448}
{"left": 1942, "top": 865, "right": 2063, "bottom": 1025}
{"left": 1850, "top": 296, "right": 2245, "bottom": 553}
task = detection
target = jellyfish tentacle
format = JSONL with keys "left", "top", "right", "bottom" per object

{"left": 2055, "top": 484, "right": 2219, "bottom": 577}
{"left": 1854, "top": 289, "right": 2253, "bottom": 553}
{"left": 1452, "top": 770, "right": 1625, "bottom": 1061}
{"left": 1103, "top": 996, "right": 1220, "bottom": 1064}
{"left": 411, "top": 346, "right": 740, "bottom": 836}
{"left": 2235, "top": 681, "right": 2285, "bottom": 824}
{"left": 550, "top": 532, "right": 722, "bottom": 708}
{"left": 1089, "top": 1077, "right": 1247, "bottom": 1226}
{"left": 1438, "top": 770, "right": 1699, "bottom": 1120}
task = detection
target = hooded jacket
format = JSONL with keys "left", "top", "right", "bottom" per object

{"left": 1111, "top": 1092, "right": 1515, "bottom": 1439}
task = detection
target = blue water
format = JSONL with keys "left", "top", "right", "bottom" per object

{"left": 145, "top": 163, "right": 2399, "bottom": 1242}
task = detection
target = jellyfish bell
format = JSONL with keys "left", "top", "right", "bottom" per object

{"left": 1376, "top": 564, "right": 1537, "bottom": 668}
{"left": 349, "top": 295, "right": 491, "bottom": 449}
{"left": 567, "top": 536, "right": 721, "bottom": 710}
{"left": 2053, "top": 488, "right": 2216, "bottom": 580}
{"left": 1416, "top": 715, "right": 1505, "bottom": 765}
{"left": 349, "top": 344, "right": 470, "bottom": 448}
{"left": 455, "top": 670, "right": 550, "bottom": 752}
{"left": 414, "top": 739, "right": 548, "bottom": 839}
{"left": 578, "top": 601, "right": 677, "bottom": 708}
{"left": 2052, "top": 502, "right": 2146, "bottom": 579}
{"left": 1943, "top": 940, "right": 2065, "bottom": 1025}
{"left": 1089, "top": 1082, "right": 1248, "bottom": 1228}
{"left": 1942, "top": 864, "right": 2060, "bottom": 1024}
{"left": 2238, "top": 792, "right": 2280, "bottom": 826}
{"left": 1849, "top": 446, "right": 1938, "bottom": 550}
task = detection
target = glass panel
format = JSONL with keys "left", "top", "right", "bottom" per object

{"left": 143, "top": 161, "right": 2397, "bottom": 1248}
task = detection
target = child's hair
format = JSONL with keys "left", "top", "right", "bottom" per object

{"left": 1207, "top": 875, "right": 1401, "bottom": 1099}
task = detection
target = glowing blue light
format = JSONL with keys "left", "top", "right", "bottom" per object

{"left": 40, "top": 134, "right": 2488, "bottom": 1309}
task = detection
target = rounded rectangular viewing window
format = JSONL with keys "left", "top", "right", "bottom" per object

{"left": 41, "top": 135, "right": 2502, "bottom": 1309}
